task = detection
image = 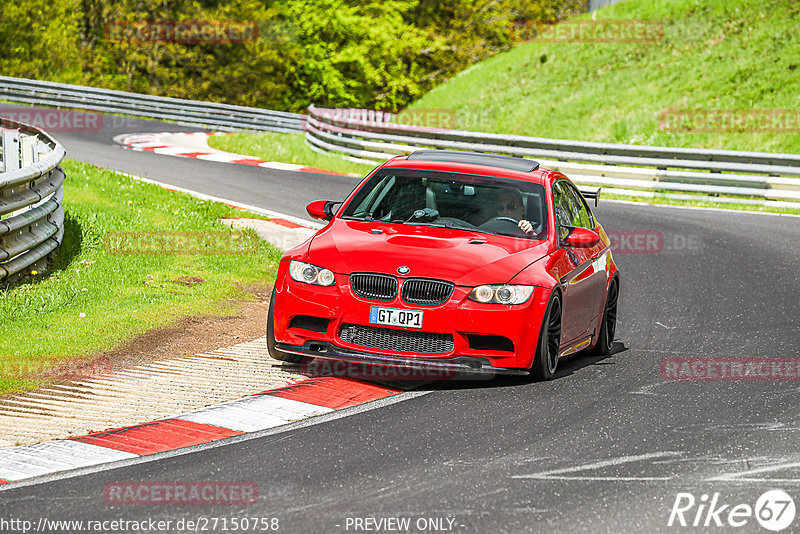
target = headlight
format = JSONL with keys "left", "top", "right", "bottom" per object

{"left": 468, "top": 285, "right": 534, "bottom": 305}
{"left": 289, "top": 260, "right": 336, "bottom": 286}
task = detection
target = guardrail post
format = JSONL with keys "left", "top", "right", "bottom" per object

{"left": 20, "top": 134, "right": 38, "bottom": 166}
{"left": 2, "top": 131, "right": 21, "bottom": 172}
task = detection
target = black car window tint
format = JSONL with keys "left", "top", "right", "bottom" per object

{"left": 559, "top": 181, "right": 582, "bottom": 228}
{"left": 563, "top": 182, "right": 594, "bottom": 229}
{"left": 553, "top": 182, "right": 572, "bottom": 228}
{"left": 349, "top": 175, "right": 394, "bottom": 217}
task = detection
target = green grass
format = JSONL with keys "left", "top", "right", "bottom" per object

{"left": 208, "top": 132, "right": 375, "bottom": 176}
{"left": 0, "top": 160, "right": 282, "bottom": 394}
{"left": 409, "top": 0, "right": 800, "bottom": 153}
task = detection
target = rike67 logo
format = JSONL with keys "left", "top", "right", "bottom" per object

{"left": 668, "top": 490, "right": 796, "bottom": 531}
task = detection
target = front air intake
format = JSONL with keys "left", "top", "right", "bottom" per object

{"left": 340, "top": 324, "right": 454, "bottom": 354}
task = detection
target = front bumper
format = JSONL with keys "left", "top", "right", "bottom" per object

{"left": 273, "top": 264, "right": 553, "bottom": 371}
{"left": 277, "top": 341, "right": 529, "bottom": 377}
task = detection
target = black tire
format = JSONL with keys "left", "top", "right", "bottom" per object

{"left": 530, "top": 291, "right": 562, "bottom": 381}
{"left": 589, "top": 278, "right": 618, "bottom": 356}
{"left": 267, "top": 287, "right": 302, "bottom": 363}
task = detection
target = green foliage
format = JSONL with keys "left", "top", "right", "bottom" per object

{"left": 282, "top": 0, "right": 438, "bottom": 110}
{"left": 0, "top": 0, "right": 84, "bottom": 82}
{"left": 0, "top": 0, "right": 583, "bottom": 112}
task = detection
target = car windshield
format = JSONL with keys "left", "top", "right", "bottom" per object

{"left": 340, "top": 169, "right": 548, "bottom": 240}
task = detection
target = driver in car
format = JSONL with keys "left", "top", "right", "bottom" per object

{"left": 496, "top": 187, "right": 534, "bottom": 235}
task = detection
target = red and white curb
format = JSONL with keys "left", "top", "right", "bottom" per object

{"left": 114, "top": 132, "right": 344, "bottom": 175}
{"left": 0, "top": 377, "right": 403, "bottom": 487}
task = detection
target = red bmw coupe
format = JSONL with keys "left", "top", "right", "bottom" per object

{"left": 268, "top": 150, "right": 619, "bottom": 380}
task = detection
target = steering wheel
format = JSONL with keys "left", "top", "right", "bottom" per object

{"left": 482, "top": 216, "right": 541, "bottom": 237}
{"left": 489, "top": 216, "right": 519, "bottom": 224}
{"left": 480, "top": 216, "right": 526, "bottom": 236}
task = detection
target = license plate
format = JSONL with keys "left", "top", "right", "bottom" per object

{"left": 369, "top": 306, "right": 423, "bottom": 329}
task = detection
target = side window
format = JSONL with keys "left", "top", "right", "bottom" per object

{"left": 552, "top": 182, "right": 573, "bottom": 229}
{"left": 562, "top": 181, "right": 594, "bottom": 229}
{"left": 351, "top": 175, "right": 394, "bottom": 217}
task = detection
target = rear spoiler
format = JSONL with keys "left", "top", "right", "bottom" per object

{"left": 579, "top": 187, "right": 601, "bottom": 207}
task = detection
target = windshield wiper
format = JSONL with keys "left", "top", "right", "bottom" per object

{"left": 413, "top": 221, "right": 456, "bottom": 229}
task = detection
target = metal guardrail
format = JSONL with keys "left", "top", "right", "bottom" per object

{"left": 0, "top": 118, "right": 65, "bottom": 282}
{"left": 3, "top": 76, "right": 798, "bottom": 209}
{"left": 306, "top": 106, "right": 800, "bottom": 207}
{"left": 0, "top": 76, "right": 305, "bottom": 134}
{"left": 588, "top": 0, "right": 625, "bottom": 12}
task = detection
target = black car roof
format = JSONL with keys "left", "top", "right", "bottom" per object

{"left": 406, "top": 150, "right": 540, "bottom": 173}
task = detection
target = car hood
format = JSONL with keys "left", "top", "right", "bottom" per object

{"left": 306, "top": 219, "right": 550, "bottom": 286}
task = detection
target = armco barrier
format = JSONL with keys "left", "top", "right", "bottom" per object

{"left": 2, "top": 76, "right": 798, "bottom": 208}
{"left": 0, "top": 118, "right": 65, "bottom": 282}
{"left": 0, "top": 76, "right": 305, "bottom": 134}
{"left": 306, "top": 106, "right": 800, "bottom": 208}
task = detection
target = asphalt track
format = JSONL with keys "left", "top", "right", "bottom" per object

{"left": 1, "top": 110, "right": 799, "bottom": 533}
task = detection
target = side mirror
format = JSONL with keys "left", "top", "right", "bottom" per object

{"left": 563, "top": 227, "right": 601, "bottom": 248}
{"left": 306, "top": 200, "right": 338, "bottom": 221}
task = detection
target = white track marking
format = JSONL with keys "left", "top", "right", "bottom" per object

{"left": 149, "top": 146, "right": 191, "bottom": 156}
{"left": 174, "top": 395, "right": 333, "bottom": 432}
{"left": 513, "top": 452, "right": 682, "bottom": 481}
{"left": 195, "top": 153, "right": 241, "bottom": 162}
{"left": 258, "top": 161, "right": 304, "bottom": 171}
{"left": 0, "top": 441, "right": 137, "bottom": 481}
{"left": 707, "top": 460, "right": 800, "bottom": 482}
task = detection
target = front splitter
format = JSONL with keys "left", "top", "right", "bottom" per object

{"left": 276, "top": 341, "right": 529, "bottom": 378}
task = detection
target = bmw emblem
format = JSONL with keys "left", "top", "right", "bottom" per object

{"left": 397, "top": 266, "right": 410, "bottom": 275}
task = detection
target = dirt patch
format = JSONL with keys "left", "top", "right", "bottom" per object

{"left": 101, "top": 287, "right": 272, "bottom": 373}
{"left": 102, "top": 300, "right": 270, "bottom": 373}
{"left": 236, "top": 281, "right": 273, "bottom": 301}
{"left": 173, "top": 275, "right": 205, "bottom": 287}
